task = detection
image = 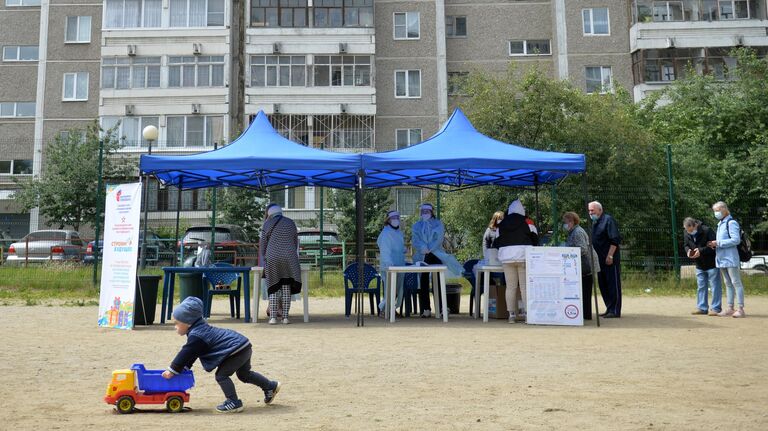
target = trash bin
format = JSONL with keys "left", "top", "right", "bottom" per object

{"left": 178, "top": 255, "right": 205, "bottom": 303}
{"left": 135, "top": 275, "right": 161, "bottom": 325}
{"left": 437, "top": 283, "right": 462, "bottom": 315}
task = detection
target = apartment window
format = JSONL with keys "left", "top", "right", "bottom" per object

{"left": 166, "top": 116, "right": 223, "bottom": 147}
{"left": 395, "top": 128, "right": 422, "bottom": 149}
{"left": 447, "top": 71, "right": 469, "bottom": 96}
{"left": 719, "top": 0, "right": 750, "bottom": 19}
{"left": 104, "top": 0, "right": 162, "bottom": 28}
{"left": 393, "top": 12, "right": 419, "bottom": 39}
{"left": 5, "top": 0, "right": 40, "bottom": 6}
{"left": 509, "top": 40, "right": 551, "bottom": 56}
{"left": 343, "top": 0, "right": 373, "bottom": 27}
{"left": 582, "top": 8, "right": 609, "bottom": 35}
{"left": 0, "top": 102, "right": 35, "bottom": 117}
{"left": 445, "top": 16, "right": 466, "bottom": 37}
{"left": 394, "top": 70, "right": 421, "bottom": 98}
{"left": 101, "top": 116, "right": 159, "bottom": 147}
{"left": 66, "top": 16, "right": 92, "bottom": 43}
{"left": 2, "top": 46, "right": 38, "bottom": 61}
{"left": 169, "top": 56, "right": 225, "bottom": 87}
{"left": 652, "top": 1, "right": 684, "bottom": 21}
{"left": 250, "top": 55, "right": 306, "bottom": 87}
{"left": 251, "top": 0, "right": 307, "bottom": 27}
{"left": 585, "top": 66, "right": 613, "bottom": 94}
{"left": 102, "top": 57, "right": 161, "bottom": 89}
{"left": 0, "top": 160, "right": 33, "bottom": 175}
{"left": 58, "top": 130, "right": 87, "bottom": 143}
{"left": 169, "top": 0, "right": 225, "bottom": 27}
{"left": 63, "top": 72, "right": 89, "bottom": 101}
{"left": 313, "top": 55, "right": 370, "bottom": 87}
{"left": 396, "top": 188, "right": 422, "bottom": 216}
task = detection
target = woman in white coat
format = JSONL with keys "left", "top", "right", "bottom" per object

{"left": 377, "top": 211, "right": 406, "bottom": 316}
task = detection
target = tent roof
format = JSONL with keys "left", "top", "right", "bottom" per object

{"left": 361, "top": 108, "right": 585, "bottom": 188}
{"left": 139, "top": 111, "right": 361, "bottom": 189}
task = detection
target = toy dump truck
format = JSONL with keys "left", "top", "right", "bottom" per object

{"left": 104, "top": 363, "right": 195, "bottom": 414}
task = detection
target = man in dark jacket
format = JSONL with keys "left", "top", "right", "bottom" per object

{"left": 683, "top": 217, "right": 722, "bottom": 315}
{"left": 589, "top": 201, "right": 622, "bottom": 318}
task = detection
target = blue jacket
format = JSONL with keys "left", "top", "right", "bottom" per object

{"left": 715, "top": 215, "right": 741, "bottom": 268}
{"left": 170, "top": 319, "right": 249, "bottom": 373}
{"left": 592, "top": 213, "right": 621, "bottom": 261}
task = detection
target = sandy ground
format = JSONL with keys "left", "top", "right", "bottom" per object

{"left": 1, "top": 296, "right": 767, "bottom": 431}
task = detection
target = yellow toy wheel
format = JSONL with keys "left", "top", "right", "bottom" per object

{"left": 116, "top": 396, "right": 135, "bottom": 414}
{"left": 166, "top": 396, "right": 184, "bottom": 413}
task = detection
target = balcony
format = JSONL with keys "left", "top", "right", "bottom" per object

{"left": 632, "top": 1, "right": 765, "bottom": 24}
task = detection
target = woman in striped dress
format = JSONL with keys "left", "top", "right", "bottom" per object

{"left": 259, "top": 203, "right": 302, "bottom": 325}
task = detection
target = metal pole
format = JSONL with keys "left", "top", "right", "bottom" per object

{"left": 534, "top": 179, "right": 541, "bottom": 231}
{"left": 319, "top": 186, "right": 324, "bottom": 281}
{"left": 355, "top": 169, "right": 365, "bottom": 327}
{"left": 551, "top": 183, "right": 558, "bottom": 242}
{"left": 210, "top": 142, "right": 218, "bottom": 261}
{"left": 583, "top": 173, "right": 600, "bottom": 327}
{"left": 92, "top": 138, "right": 104, "bottom": 286}
{"left": 436, "top": 186, "right": 441, "bottom": 218}
{"left": 139, "top": 139, "right": 153, "bottom": 270}
{"left": 666, "top": 144, "right": 680, "bottom": 281}
{"left": 173, "top": 177, "right": 183, "bottom": 266}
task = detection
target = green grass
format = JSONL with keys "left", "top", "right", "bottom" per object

{"left": 0, "top": 264, "right": 765, "bottom": 304}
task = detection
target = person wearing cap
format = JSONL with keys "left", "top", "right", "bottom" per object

{"left": 162, "top": 296, "right": 282, "bottom": 413}
{"left": 411, "top": 203, "right": 464, "bottom": 318}
{"left": 376, "top": 210, "right": 407, "bottom": 316}
{"left": 259, "top": 203, "right": 302, "bottom": 325}
{"left": 496, "top": 199, "right": 539, "bottom": 323}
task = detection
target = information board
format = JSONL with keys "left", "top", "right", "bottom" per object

{"left": 525, "top": 247, "right": 583, "bottom": 326}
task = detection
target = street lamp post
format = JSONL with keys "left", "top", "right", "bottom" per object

{"left": 139, "top": 125, "right": 158, "bottom": 270}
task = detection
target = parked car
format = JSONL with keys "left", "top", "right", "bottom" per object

{"left": 297, "top": 230, "right": 344, "bottom": 267}
{"left": 83, "top": 231, "right": 175, "bottom": 265}
{"left": 4, "top": 230, "right": 85, "bottom": 264}
{"left": 742, "top": 255, "right": 767, "bottom": 274}
{"left": 180, "top": 224, "right": 258, "bottom": 265}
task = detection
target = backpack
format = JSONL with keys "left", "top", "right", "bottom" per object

{"left": 726, "top": 220, "right": 753, "bottom": 263}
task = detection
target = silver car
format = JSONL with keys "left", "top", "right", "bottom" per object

{"left": 5, "top": 230, "right": 85, "bottom": 264}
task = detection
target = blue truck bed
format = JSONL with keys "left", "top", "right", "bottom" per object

{"left": 131, "top": 363, "right": 195, "bottom": 393}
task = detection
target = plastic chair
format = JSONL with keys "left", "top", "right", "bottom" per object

{"left": 202, "top": 262, "right": 241, "bottom": 319}
{"left": 399, "top": 271, "right": 420, "bottom": 317}
{"left": 463, "top": 259, "right": 480, "bottom": 317}
{"left": 343, "top": 262, "right": 381, "bottom": 317}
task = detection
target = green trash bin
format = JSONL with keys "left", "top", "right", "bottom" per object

{"left": 178, "top": 255, "right": 205, "bottom": 303}
{"left": 135, "top": 275, "right": 161, "bottom": 325}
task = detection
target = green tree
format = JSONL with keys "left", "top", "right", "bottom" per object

{"left": 212, "top": 187, "right": 268, "bottom": 240}
{"left": 326, "top": 187, "right": 393, "bottom": 243}
{"left": 13, "top": 121, "right": 131, "bottom": 231}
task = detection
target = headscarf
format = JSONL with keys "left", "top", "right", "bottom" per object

{"left": 266, "top": 203, "right": 282, "bottom": 218}
{"left": 507, "top": 199, "right": 525, "bottom": 216}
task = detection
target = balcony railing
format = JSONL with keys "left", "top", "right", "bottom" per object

{"left": 632, "top": 0, "right": 763, "bottom": 23}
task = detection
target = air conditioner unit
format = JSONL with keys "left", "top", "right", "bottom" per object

{"left": 735, "top": 35, "right": 744, "bottom": 46}
{"left": 127, "top": 44, "right": 137, "bottom": 56}
{"left": 340, "top": 103, "right": 347, "bottom": 114}
{"left": 666, "top": 37, "right": 675, "bottom": 48}
{"left": 191, "top": 103, "right": 201, "bottom": 114}
{"left": 193, "top": 43, "right": 202, "bottom": 55}
{"left": 272, "top": 43, "right": 280, "bottom": 54}
{"left": 125, "top": 105, "right": 135, "bottom": 116}
{"left": 273, "top": 103, "right": 280, "bottom": 114}
{"left": 339, "top": 42, "right": 347, "bottom": 54}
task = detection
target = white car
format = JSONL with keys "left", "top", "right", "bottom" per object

{"left": 741, "top": 255, "right": 767, "bottom": 274}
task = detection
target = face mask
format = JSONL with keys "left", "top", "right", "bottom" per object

{"left": 590, "top": 214, "right": 599, "bottom": 222}
{"left": 389, "top": 219, "right": 400, "bottom": 228}
{"left": 690, "top": 230, "right": 698, "bottom": 236}
{"left": 563, "top": 223, "right": 570, "bottom": 231}
{"left": 421, "top": 214, "right": 431, "bottom": 221}
{"left": 495, "top": 219, "right": 502, "bottom": 225}
{"left": 714, "top": 211, "right": 724, "bottom": 220}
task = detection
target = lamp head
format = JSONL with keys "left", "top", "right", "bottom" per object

{"left": 142, "top": 125, "right": 158, "bottom": 141}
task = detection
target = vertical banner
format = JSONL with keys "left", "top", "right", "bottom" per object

{"left": 97, "top": 182, "right": 143, "bottom": 330}
{"left": 526, "top": 247, "right": 584, "bottom": 326}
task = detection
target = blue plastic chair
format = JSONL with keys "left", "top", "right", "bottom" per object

{"left": 463, "top": 259, "right": 480, "bottom": 317}
{"left": 202, "top": 262, "right": 241, "bottom": 319}
{"left": 343, "top": 262, "right": 381, "bottom": 317}
{"left": 400, "top": 271, "right": 420, "bottom": 317}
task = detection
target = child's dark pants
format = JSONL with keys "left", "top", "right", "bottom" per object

{"left": 215, "top": 344, "right": 272, "bottom": 401}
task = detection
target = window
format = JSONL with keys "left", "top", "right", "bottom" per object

{"left": 104, "top": 0, "right": 162, "bottom": 28}
{"left": 169, "top": 56, "right": 225, "bottom": 87}
{"left": 0, "top": 102, "right": 35, "bottom": 117}
{"left": 343, "top": 0, "right": 373, "bottom": 27}
{"left": 250, "top": 55, "right": 306, "bottom": 87}
{"left": 251, "top": 0, "right": 307, "bottom": 27}
{"left": 2, "top": 46, "right": 38, "bottom": 61}
{"left": 312, "top": 55, "right": 370, "bottom": 87}
{"left": 0, "top": 160, "right": 33, "bottom": 175}
{"left": 393, "top": 12, "right": 419, "bottom": 39}
{"left": 5, "top": 0, "right": 40, "bottom": 6}
{"left": 101, "top": 116, "right": 159, "bottom": 147}
{"left": 169, "top": 0, "right": 225, "bottom": 27}
{"left": 396, "top": 188, "right": 422, "bottom": 216}
{"left": 652, "top": 1, "right": 684, "bottom": 21}
{"left": 582, "top": 8, "right": 609, "bottom": 35}
{"left": 447, "top": 71, "right": 469, "bottom": 96}
{"left": 66, "top": 16, "right": 92, "bottom": 43}
{"left": 102, "top": 57, "right": 161, "bottom": 89}
{"left": 445, "top": 15, "right": 467, "bottom": 37}
{"left": 166, "top": 116, "right": 223, "bottom": 147}
{"left": 63, "top": 72, "right": 89, "bottom": 101}
{"left": 394, "top": 70, "right": 421, "bottom": 98}
{"left": 585, "top": 66, "right": 613, "bottom": 94}
{"left": 719, "top": 0, "right": 750, "bottom": 19}
{"left": 58, "top": 130, "right": 87, "bottom": 143}
{"left": 395, "top": 128, "right": 421, "bottom": 149}
{"left": 508, "top": 40, "right": 551, "bottom": 56}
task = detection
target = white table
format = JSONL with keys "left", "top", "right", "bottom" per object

{"left": 386, "top": 265, "right": 448, "bottom": 323}
{"left": 251, "top": 264, "right": 310, "bottom": 323}
{"left": 476, "top": 264, "right": 503, "bottom": 323}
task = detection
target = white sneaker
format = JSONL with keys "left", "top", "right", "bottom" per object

{"left": 268, "top": 318, "right": 278, "bottom": 325}
{"left": 281, "top": 318, "right": 290, "bottom": 325}
{"left": 508, "top": 313, "right": 517, "bottom": 324}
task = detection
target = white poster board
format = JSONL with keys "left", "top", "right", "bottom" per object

{"left": 97, "top": 182, "right": 143, "bottom": 330}
{"left": 525, "top": 247, "right": 583, "bottom": 326}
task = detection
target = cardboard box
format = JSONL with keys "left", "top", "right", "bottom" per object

{"left": 487, "top": 284, "right": 508, "bottom": 319}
